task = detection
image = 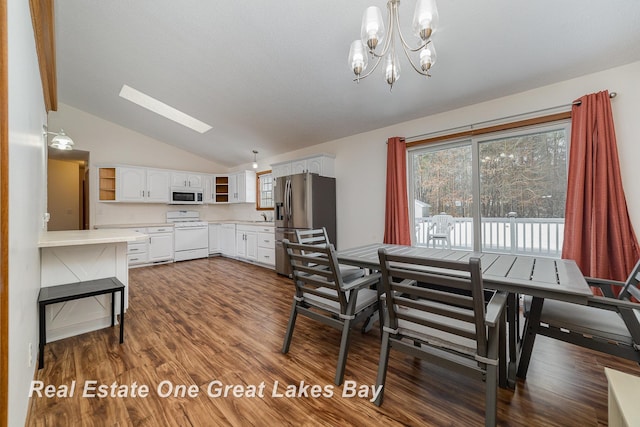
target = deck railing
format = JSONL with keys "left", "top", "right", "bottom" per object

{"left": 415, "top": 216, "right": 564, "bottom": 257}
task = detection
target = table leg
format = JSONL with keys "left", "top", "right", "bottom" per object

{"left": 516, "top": 296, "right": 544, "bottom": 379}
{"left": 119, "top": 289, "right": 124, "bottom": 343}
{"left": 38, "top": 302, "right": 46, "bottom": 369}
{"left": 505, "top": 293, "right": 518, "bottom": 388}
{"left": 110, "top": 291, "right": 115, "bottom": 327}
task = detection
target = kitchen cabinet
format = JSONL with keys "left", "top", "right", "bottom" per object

{"left": 98, "top": 167, "right": 116, "bottom": 201}
{"left": 271, "top": 154, "right": 335, "bottom": 178}
{"left": 170, "top": 172, "right": 203, "bottom": 188}
{"left": 219, "top": 223, "right": 236, "bottom": 256}
{"left": 203, "top": 175, "right": 215, "bottom": 204}
{"left": 213, "top": 175, "right": 229, "bottom": 203}
{"left": 126, "top": 227, "right": 149, "bottom": 266}
{"left": 229, "top": 171, "right": 256, "bottom": 203}
{"left": 208, "top": 223, "right": 220, "bottom": 254}
{"left": 257, "top": 226, "right": 275, "bottom": 266}
{"left": 236, "top": 225, "right": 258, "bottom": 261}
{"left": 109, "top": 167, "right": 170, "bottom": 203}
{"left": 147, "top": 226, "right": 174, "bottom": 263}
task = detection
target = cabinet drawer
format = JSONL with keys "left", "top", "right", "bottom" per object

{"left": 258, "top": 247, "right": 275, "bottom": 265}
{"left": 129, "top": 227, "right": 147, "bottom": 234}
{"left": 127, "top": 253, "right": 148, "bottom": 265}
{"left": 147, "top": 226, "right": 173, "bottom": 234}
{"left": 128, "top": 242, "right": 148, "bottom": 254}
{"left": 258, "top": 232, "right": 275, "bottom": 248}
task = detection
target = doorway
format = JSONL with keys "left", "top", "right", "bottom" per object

{"left": 47, "top": 148, "right": 90, "bottom": 230}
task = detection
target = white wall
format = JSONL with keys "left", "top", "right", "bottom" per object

{"left": 253, "top": 61, "right": 640, "bottom": 250}
{"left": 7, "top": 0, "right": 48, "bottom": 424}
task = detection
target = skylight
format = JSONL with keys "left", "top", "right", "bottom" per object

{"left": 118, "top": 84, "right": 212, "bottom": 134}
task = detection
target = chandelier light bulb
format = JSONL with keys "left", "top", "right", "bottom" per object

{"left": 385, "top": 54, "right": 400, "bottom": 87}
{"left": 361, "top": 6, "right": 385, "bottom": 51}
{"left": 251, "top": 150, "right": 258, "bottom": 169}
{"left": 413, "top": 0, "right": 439, "bottom": 40}
{"left": 348, "top": 40, "right": 368, "bottom": 77}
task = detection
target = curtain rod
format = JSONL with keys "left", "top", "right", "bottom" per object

{"left": 573, "top": 91, "right": 617, "bottom": 106}
{"left": 407, "top": 90, "right": 617, "bottom": 143}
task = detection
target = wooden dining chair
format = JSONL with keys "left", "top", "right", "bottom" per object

{"left": 518, "top": 259, "right": 640, "bottom": 379}
{"left": 281, "top": 239, "right": 381, "bottom": 385}
{"left": 374, "top": 248, "right": 507, "bottom": 427}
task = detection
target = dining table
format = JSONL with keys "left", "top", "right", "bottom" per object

{"left": 336, "top": 243, "right": 593, "bottom": 388}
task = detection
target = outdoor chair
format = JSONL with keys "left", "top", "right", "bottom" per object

{"left": 282, "top": 239, "right": 381, "bottom": 385}
{"left": 295, "top": 228, "right": 363, "bottom": 281}
{"left": 374, "top": 248, "right": 507, "bottom": 427}
{"left": 427, "top": 213, "right": 454, "bottom": 249}
{"left": 519, "top": 259, "right": 640, "bottom": 378}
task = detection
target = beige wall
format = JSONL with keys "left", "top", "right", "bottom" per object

{"left": 47, "top": 159, "right": 81, "bottom": 230}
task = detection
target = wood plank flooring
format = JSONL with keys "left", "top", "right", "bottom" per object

{"left": 27, "top": 257, "right": 640, "bottom": 426}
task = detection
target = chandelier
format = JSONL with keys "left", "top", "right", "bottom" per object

{"left": 348, "top": 0, "right": 438, "bottom": 89}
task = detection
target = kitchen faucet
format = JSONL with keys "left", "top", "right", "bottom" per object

{"left": 261, "top": 212, "right": 267, "bottom": 221}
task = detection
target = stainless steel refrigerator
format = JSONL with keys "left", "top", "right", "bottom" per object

{"left": 274, "top": 173, "right": 336, "bottom": 276}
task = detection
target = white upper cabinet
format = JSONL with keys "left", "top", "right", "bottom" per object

{"left": 202, "top": 174, "right": 215, "bottom": 204}
{"left": 170, "top": 172, "right": 203, "bottom": 188}
{"left": 146, "top": 169, "right": 170, "bottom": 203}
{"left": 117, "top": 167, "right": 170, "bottom": 203}
{"left": 117, "top": 167, "right": 147, "bottom": 202}
{"left": 226, "top": 171, "right": 256, "bottom": 204}
{"left": 271, "top": 154, "right": 335, "bottom": 178}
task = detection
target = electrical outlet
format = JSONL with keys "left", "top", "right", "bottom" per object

{"left": 28, "top": 343, "right": 33, "bottom": 367}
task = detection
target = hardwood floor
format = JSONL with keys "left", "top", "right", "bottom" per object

{"left": 27, "top": 257, "right": 640, "bottom": 426}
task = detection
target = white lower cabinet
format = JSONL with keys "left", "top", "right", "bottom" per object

{"left": 126, "top": 226, "right": 174, "bottom": 267}
{"left": 220, "top": 223, "right": 236, "bottom": 256}
{"left": 147, "top": 226, "right": 174, "bottom": 263}
{"left": 257, "top": 228, "right": 275, "bottom": 266}
{"left": 127, "top": 227, "right": 148, "bottom": 266}
{"left": 236, "top": 224, "right": 274, "bottom": 266}
{"left": 236, "top": 225, "right": 258, "bottom": 261}
{"left": 208, "top": 223, "right": 220, "bottom": 254}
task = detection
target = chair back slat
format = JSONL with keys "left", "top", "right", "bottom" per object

{"left": 284, "top": 239, "right": 347, "bottom": 309}
{"left": 379, "top": 249, "right": 488, "bottom": 358}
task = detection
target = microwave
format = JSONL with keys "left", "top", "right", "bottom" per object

{"left": 169, "top": 187, "right": 203, "bottom": 204}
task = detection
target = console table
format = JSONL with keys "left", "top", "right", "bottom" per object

{"left": 38, "top": 277, "right": 125, "bottom": 369}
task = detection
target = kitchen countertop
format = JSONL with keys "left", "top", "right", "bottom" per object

{"left": 208, "top": 220, "right": 275, "bottom": 226}
{"left": 38, "top": 229, "right": 147, "bottom": 248}
{"left": 94, "top": 223, "right": 175, "bottom": 229}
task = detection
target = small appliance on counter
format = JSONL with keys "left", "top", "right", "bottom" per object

{"left": 166, "top": 211, "right": 208, "bottom": 261}
{"left": 274, "top": 172, "right": 336, "bottom": 276}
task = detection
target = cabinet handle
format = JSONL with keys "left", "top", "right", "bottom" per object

{"left": 147, "top": 190, "right": 150, "bottom": 197}
{"left": 130, "top": 258, "right": 139, "bottom": 261}
{"left": 140, "top": 190, "right": 144, "bottom": 197}
{"left": 264, "top": 255, "right": 270, "bottom": 259}
{"left": 130, "top": 248, "right": 139, "bottom": 252}
{"left": 264, "top": 240, "right": 269, "bottom": 243}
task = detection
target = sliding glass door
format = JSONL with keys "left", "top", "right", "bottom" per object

{"left": 410, "top": 122, "right": 569, "bottom": 256}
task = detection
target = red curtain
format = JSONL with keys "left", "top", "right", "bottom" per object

{"left": 383, "top": 137, "right": 412, "bottom": 245}
{"left": 562, "top": 90, "right": 640, "bottom": 287}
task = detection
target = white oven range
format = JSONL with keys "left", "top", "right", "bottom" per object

{"left": 166, "top": 211, "right": 209, "bottom": 261}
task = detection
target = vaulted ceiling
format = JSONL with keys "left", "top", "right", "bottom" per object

{"left": 54, "top": 1, "right": 640, "bottom": 167}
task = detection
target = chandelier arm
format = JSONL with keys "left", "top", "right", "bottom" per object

{"left": 393, "top": 1, "right": 431, "bottom": 53}
{"left": 353, "top": 55, "right": 384, "bottom": 81}
{"left": 399, "top": 42, "right": 431, "bottom": 77}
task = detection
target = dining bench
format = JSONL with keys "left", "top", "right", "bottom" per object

{"left": 38, "top": 277, "right": 125, "bottom": 369}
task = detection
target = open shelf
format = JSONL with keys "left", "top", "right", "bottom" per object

{"left": 99, "top": 168, "right": 116, "bottom": 201}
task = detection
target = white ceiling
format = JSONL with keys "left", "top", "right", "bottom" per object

{"left": 54, "top": 1, "right": 640, "bottom": 167}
